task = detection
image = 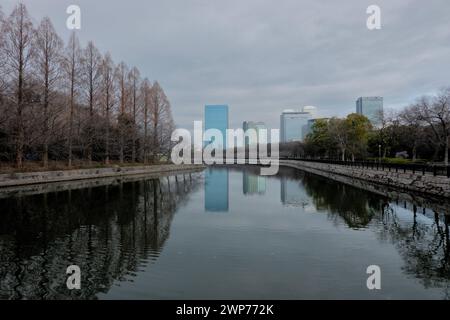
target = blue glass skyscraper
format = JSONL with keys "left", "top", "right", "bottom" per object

{"left": 356, "top": 97, "right": 383, "bottom": 126}
{"left": 204, "top": 105, "right": 229, "bottom": 148}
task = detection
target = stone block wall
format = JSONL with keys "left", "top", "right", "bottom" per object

{"left": 280, "top": 160, "right": 450, "bottom": 198}
{"left": 0, "top": 164, "right": 204, "bottom": 187}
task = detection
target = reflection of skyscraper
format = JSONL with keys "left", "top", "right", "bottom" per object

{"left": 243, "top": 171, "right": 266, "bottom": 195}
{"left": 280, "top": 177, "right": 306, "bottom": 206}
{"left": 205, "top": 168, "right": 229, "bottom": 212}
{"left": 204, "top": 105, "right": 229, "bottom": 148}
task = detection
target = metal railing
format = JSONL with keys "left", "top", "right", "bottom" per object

{"left": 280, "top": 157, "right": 450, "bottom": 178}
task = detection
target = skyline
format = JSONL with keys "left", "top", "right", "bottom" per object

{"left": 2, "top": 0, "right": 450, "bottom": 130}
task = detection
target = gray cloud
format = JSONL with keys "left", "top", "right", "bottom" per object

{"left": 3, "top": 0, "right": 450, "bottom": 130}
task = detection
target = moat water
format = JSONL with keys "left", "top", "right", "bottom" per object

{"left": 0, "top": 166, "right": 449, "bottom": 299}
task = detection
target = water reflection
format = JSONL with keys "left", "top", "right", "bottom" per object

{"left": 280, "top": 176, "right": 310, "bottom": 208}
{"left": 243, "top": 171, "right": 266, "bottom": 195}
{"left": 1, "top": 166, "right": 450, "bottom": 299}
{"left": 278, "top": 166, "right": 450, "bottom": 297}
{"left": 0, "top": 172, "right": 202, "bottom": 299}
{"left": 378, "top": 204, "right": 450, "bottom": 298}
{"left": 204, "top": 168, "right": 229, "bottom": 212}
{"left": 297, "top": 170, "right": 379, "bottom": 228}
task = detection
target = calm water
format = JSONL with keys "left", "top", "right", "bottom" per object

{"left": 0, "top": 166, "right": 449, "bottom": 299}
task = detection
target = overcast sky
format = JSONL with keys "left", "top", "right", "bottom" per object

{"left": 3, "top": 0, "right": 450, "bottom": 130}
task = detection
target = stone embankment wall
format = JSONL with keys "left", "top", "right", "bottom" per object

{"left": 280, "top": 160, "right": 450, "bottom": 199}
{"left": 0, "top": 164, "right": 204, "bottom": 188}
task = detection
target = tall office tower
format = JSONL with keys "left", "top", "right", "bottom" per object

{"left": 242, "top": 121, "right": 267, "bottom": 146}
{"left": 204, "top": 105, "right": 229, "bottom": 148}
{"left": 280, "top": 110, "right": 311, "bottom": 142}
{"left": 356, "top": 97, "right": 383, "bottom": 126}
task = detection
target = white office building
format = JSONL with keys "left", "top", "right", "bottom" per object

{"left": 280, "top": 108, "right": 314, "bottom": 142}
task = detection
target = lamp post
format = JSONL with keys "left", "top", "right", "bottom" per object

{"left": 378, "top": 144, "right": 381, "bottom": 163}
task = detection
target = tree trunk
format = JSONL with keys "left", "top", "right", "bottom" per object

{"left": 144, "top": 104, "right": 148, "bottom": 164}
{"left": 16, "top": 108, "right": 24, "bottom": 168}
{"left": 68, "top": 41, "right": 75, "bottom": 168}
{"left": 132, "top": 86, "right": 136, "bottom": 163}
{"left": 119, "top": 130, "right": 124, "bottom": 164}
{"left": 132, "top": 137, "right": 136, "bottom": 162}
{"left": 432, "top": 146, "right": 439, "bottom": 162}
{"left": 88, "top": 82, "right": 93, "bottom": 165}
{"left": 445, "top": 135, "right": 449, "bottom": 166}
{"left": 153, "top": 123, "right": 158, "bottom": 162}
{"left": 105, "top": 107, "right": 110, "bottom": 165}
{"left": 43, "top": 80, "right": 49, "bottom": 168}
{"left": 119, "top": 91, "right": 125, "bottom": 164}
{"left": 16, "top": 40, "right": 24, "bottom": 169}
{"left": 68, "top": 70, "right": 74, "bottom": 168}
{"left": 68, "top": 95, "right": 74, "bottom": 167}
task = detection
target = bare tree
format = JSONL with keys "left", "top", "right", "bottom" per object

{"left": 0, "top": 3, "right": 35, "bottom": 168}
{"left": 416, "top": 90, "right": 450, "bottom": 165}
{"left": 140, "top": 78, "right": 151, "bottom": 163}
{"left": 399, "top": 104, "right": 423, "bottom": 161}
{"left": 328, "top": 117, "right": 348, "bottom": 161}
{"left": 128, "top": 67, "right": 140, "bottom": 162}
{"left": 149, "top": 81, "right": 174, "bottom": 162}
{"left": 63, "top": 32, "right": 81, "bottom": 167}
{"left": 33, "top": 17, "right": 63, "bottom": 167}
{"left": 81, "top": 41, "right": 102, "bottom": 164}
{"left": 100, "top": 52, "right": 115, "bottom": 164}
{"left": 115, "top": 62, "right": 129, "bottom": 164}
{"left": 432, "top": 89, "right": 450, "bottom": 165}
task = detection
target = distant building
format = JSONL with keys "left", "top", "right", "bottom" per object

{"left": 243, "top": 121, "right": 267, "bottom": 146}
{"left": 356, "top": 97, "right": 383, "bottom": 125}
{"left": 204, "top": 105, "right": 229, "bottom": 149}
{"left": 302, "top": 106, "right": 317, "bottom": 118}
{"left": 280, "top": 110, "right": 312, "bottom": 143}
{"left": 305, "top": 118, "right": 330, "bottom": 137}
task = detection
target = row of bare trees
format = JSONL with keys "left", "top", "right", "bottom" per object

{"left": 365, "top": 88, "right": 450, "bottom": 164}
{"left": 0, "top": 3, "right": 175, "bottom": 168}
{"left": 398, "top": 88, "right": 450, "bottom": 164}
